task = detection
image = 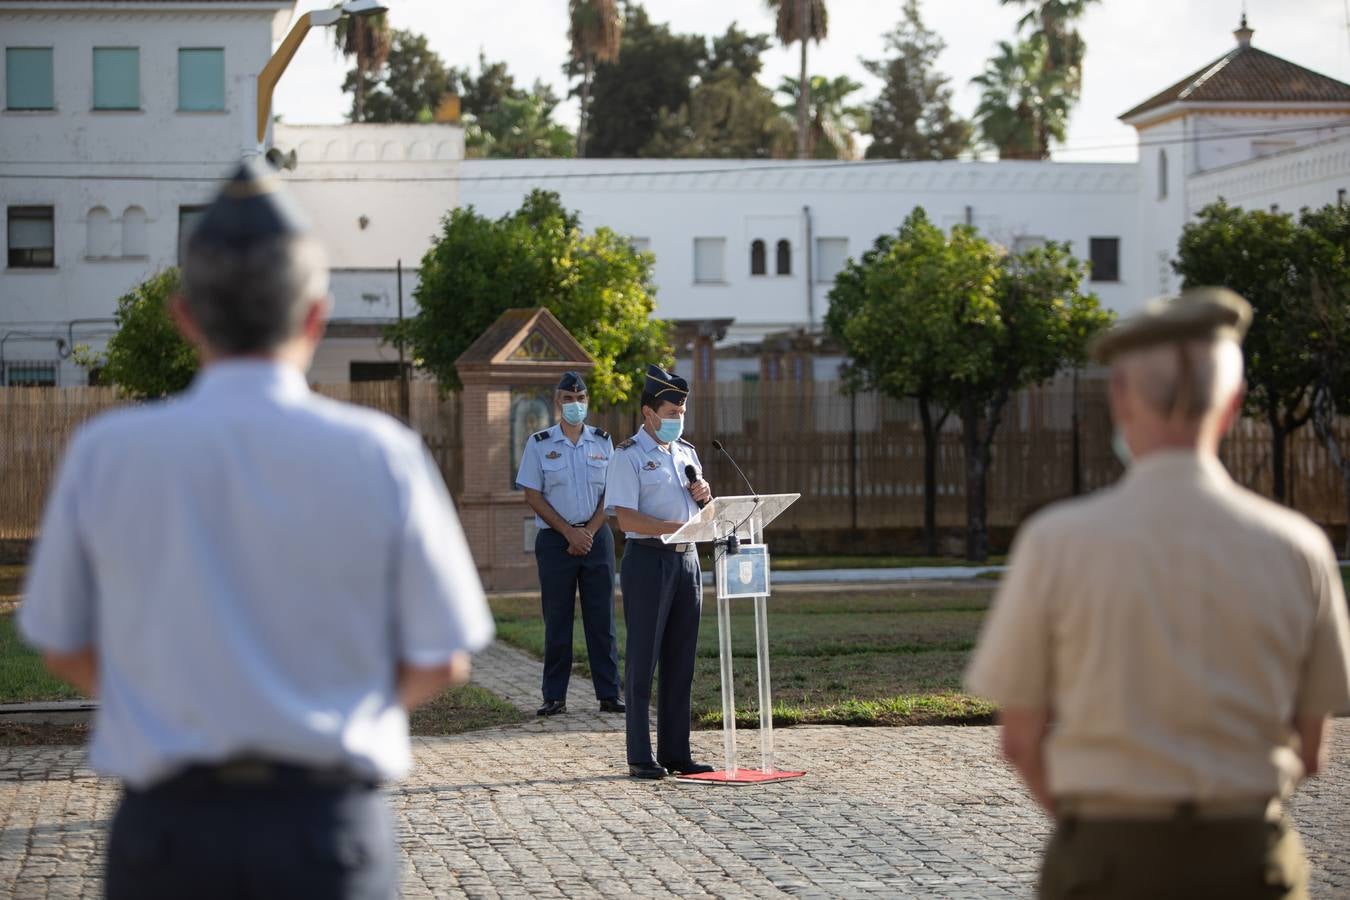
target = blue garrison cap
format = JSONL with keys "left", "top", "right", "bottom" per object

{"left": 643, "top": 363, "right": 689, "bottom": 403}
{"left": 557, "top": 371, "right": 587, "bottom": 393}
{"left": 188, "top": 158, "right": 311, "bottom": 252}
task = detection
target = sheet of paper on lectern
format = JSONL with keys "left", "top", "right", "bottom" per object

{"left": 664, "top": 493, "right": 799, "bottom": 544}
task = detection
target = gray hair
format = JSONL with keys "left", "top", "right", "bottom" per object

{"left": 181, "top": 234, "right": 329, "bottom": 355}
{"left": 1116, "top": 337, "right": 1244, "bottom": 422}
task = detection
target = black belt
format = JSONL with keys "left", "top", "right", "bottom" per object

{"left": 148, "top": 759, "right": 379, "bottom": 792}
{"left": 630, "top": 538, "right": 694, "bottom": 553}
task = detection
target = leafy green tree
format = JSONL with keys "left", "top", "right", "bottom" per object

{"left": 775, "top": 74, "right": 866, "bottom": 159}
{"left": 948, "top": 241, "right": 1110, "bottom": 560}
{"left": 862, "top": 0, "right": 972, "bottom": 160}
{"left": 971, "top": 36, "right": 1071, "bottom": 159}
{"left": 1174, "top": 201, "right": 1313, "bottom": 503}
{"left": 343, "top": 29, "right": 451, "bottom": 124}
{"left": 1000, "top": 0, "right": 1101, "bottom": 95}
{"left": 396, "top": 190, "right": 670, "bottom": 404}
{"left": 568, "top": 0, "right": 622, "bottom": 157}
{"left": 644, "top": 25, "right": 788, "bottom": 159}
{"left": 465, "top": 85, "right": 576, "bottom": 159}
{"left": 84, "top": 268, "right": 197, "bottom": 399}
{"left": 583, "top": 4, "right": 706, "bottom": 157}
{"left": 452, "top": 53, "right": 523, "bottom": 119}
{"left": 332, "top": 6, "right": 391, "bottom": 123}
{"left": 1305, "top": 203, "right": 1350, "bottom": 553}
{"left": 766, "top": 0, "right": 828, "bottom": 159}
{"left": 825, "top": 210, "right": 981, "bottom": 554}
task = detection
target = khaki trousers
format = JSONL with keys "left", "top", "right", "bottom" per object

{"left": 1039, "top": 814, "right": 1308, "bottom": 900}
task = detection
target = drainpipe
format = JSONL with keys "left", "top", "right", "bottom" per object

{"left": 803, "top": 205, "right": 815, "bottom": 329}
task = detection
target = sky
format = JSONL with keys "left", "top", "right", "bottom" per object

{"left": 272, "top": 0, "right": 1350, "bottom": 162}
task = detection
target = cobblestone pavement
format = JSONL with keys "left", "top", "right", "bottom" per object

{"left": 1, "top": 647, "right": 1347, "bottom": 898}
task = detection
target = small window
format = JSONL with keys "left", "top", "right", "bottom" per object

{"left": 1157, "top": 148, "right": 1168, "bottom": 200}
{"left": 815, "top": 237, "right": 848, "bottom": 283}
{"left": 178, "top": 48, "right": 225, "bottom": 111}
{"left": 750, "top": 239, "right": 766, "bottom": 275}
{"left": 1089, "top": 237, "right": 1120, "bottom": 283}
{"left": 121, "top": 206, "right": 147, "bottom": 257}
{"left": 5, "top": 361, "right": 57, "bottom": 387}
{"left": 8, "top": 206, "right": 55, "bottom": 268}
{"left": 1012, "top": 235, "right": 1046, "bottom": 254}
{"left": 178, "top": 204, "right": 209, "bottom": 263}
{"left": 86, "top": 206, "right": 115, "bottom": 257}
{"left": 1339, "top": 188, "right": 1347, "bottom": 207}
{"left": 5, "top": 47, "right": 54, "bottom": 110}
{"left": 694, "top": 237, "right": 726, "bottom": 284}
{"left": 93, "top": 48, "right": 139, "bottom": 110}
{"left": 776, "top": 239, "right": 791, "bottom": 275}
{"left": 629, "top": 236, "right": 651, "bottom": 254}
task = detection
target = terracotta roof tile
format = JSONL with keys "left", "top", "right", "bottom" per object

{"left": 1120, "top": 45, "right": 1350, "bottom": 121}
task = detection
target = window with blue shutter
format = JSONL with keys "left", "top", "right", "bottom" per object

{"left": 6, "top": 47, "right": 54, "bottom": 110}
{"left": 178, "top": 48, "right": 224, "bottom": 111}
{"left": 93, "top": 48, "right": 139, "bottom": 110}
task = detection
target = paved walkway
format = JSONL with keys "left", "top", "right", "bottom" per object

{"left": 1, "top": 645, "right": 1347, "bottom": 898}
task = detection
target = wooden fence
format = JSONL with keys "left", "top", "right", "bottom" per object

{"left": 3, "top": 376, "right": 1349, "bottom": 541}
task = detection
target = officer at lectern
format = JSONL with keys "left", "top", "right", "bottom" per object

{"left": 605, "top": 364, "right": 715, "bottom": 780}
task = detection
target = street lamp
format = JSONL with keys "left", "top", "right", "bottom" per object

{"left": 255, "top": 0, "right": 388, "bottom": 148}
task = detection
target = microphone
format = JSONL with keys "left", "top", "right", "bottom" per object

{"left": 684, "top": 464, "right": 707, "bottom": 509}
{"left": 711, "top": 440, "right": 757, "bottom": 496}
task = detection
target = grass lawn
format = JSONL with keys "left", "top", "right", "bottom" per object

{"left": 771, "top": 555, "right": 1005, "bottom": 571}
{"left": 0, "top": 612, "right": 83, "bottom": 703}
{"left": 410, "top": 685, "right": 525, "bottom": 735}
{"left": 490, "top": 587, "right": 996, "bottom": 728}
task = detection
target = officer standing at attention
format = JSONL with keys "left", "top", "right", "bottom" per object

{"left": 606, "top": 364, "right": 715, "bottom": 779}
{"left": 19, "top": 160, "right": 495, "bottom": 900}
{"left": 515, "top": 371, "right": 624, "bottom": 716}
{"left": 966, "top": 288, "right": 1350, "bottom": 900}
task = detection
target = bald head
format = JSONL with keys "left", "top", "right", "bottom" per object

{"left": 1113, "top": 338, "right": 1243, "bottom": 424}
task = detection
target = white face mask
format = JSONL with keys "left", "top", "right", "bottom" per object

{"left": 1112, "top": 429, "right": 1133, "bottom": 467}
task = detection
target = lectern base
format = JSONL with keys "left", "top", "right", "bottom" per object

{"left": 675, "top": 768, "right": 806, "bottom": 785}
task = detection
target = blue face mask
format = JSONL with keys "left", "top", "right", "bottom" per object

{"left": 1111, "top": 429, "right": 1132, "bottom": 467}
{"left": 561, "top": 402, "right": 587, "bottom": 425}
{"left": 655, "top": 417, "right": 683, "bottom": 444}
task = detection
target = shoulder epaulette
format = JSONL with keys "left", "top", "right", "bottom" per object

{"left": 616, "top": 437, "right": 637, "bottom": 450}
{"left": 677, "top": 437, "right": 695, "bottom": 448}
{"left": 533, "top": 430, "right": 551, "bottom": 442}
{"left": 592, "top": 427, "right": 610, "bottom": 440}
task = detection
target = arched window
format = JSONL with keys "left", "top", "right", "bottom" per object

{"left": 776, "top": 239, "right": 791, "bottom": 275}
{"left": 121, "top": 205, "right": 147, "bottom": 257}
{"left": 1157, "top": 149, "right": 1168, "bottom": 200}
{"left": 750, "top": 239, "right": 766, "bottom": 275}
{"left": 86, "top": 207, "right": 115, "bottom": 258}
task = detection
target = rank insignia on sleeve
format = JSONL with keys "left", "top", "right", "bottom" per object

{"left": 533, "top": 431, "right": 550, "bottom": 442}
{"left": 593, "top": 427, "right": 610, "bottom": 440}
{"left": 545, "top": 450, "right": 562, "bottom": 460}
{"left": 616, "top": 438, "right": 636, "bottom": 450}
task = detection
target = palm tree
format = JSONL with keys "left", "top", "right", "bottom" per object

{"left": 776, "top": 75, "right": 866, "bottom": 159}
{"left": 333, "top": 5, "right": 391, "bottom": 123}
{"left": 766, "top": 0, "right": 828, "bottom": 159}
{"left": 999, "top": 0, "right": 1100, "bottom": 96}
{"left": 568, "top": 0, "right": 622, "bottom": 158}
{"left": 971, "top": 37, "right": 1070, "bottom": 159}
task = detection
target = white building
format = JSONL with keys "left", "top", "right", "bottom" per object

{"left": 2, "top": 6, "right": 1347, "bottom": 385}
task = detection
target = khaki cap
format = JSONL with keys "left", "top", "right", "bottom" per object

{"left": 1090, "top": 286, "right": 1253, "bottom": 364}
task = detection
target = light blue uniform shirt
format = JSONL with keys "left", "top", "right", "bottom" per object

{"left": 514, "top": 423, "right": 613, "bottom": 528}
{"left": 605, "top": 428, "right": 704, "bottom": 538}
{"left": 18, "top": 361, "right": 494, "bottom": 788}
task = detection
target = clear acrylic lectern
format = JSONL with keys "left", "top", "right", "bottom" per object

{"left": 664, "top": 493, "right": 804, "bottom": 784}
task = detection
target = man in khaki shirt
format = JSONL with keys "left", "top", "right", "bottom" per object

{"left": 966, "top": 287, "right": 1350, "bottom": 900}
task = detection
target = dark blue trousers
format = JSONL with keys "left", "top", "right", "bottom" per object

{"left": 621, "top": 541, "right": 702, "bottom": 766}
{"left": 105, "top": 771, "right": 395, "bottom": 900}
{"left": 536, "top": 523, "right": 620, "bottom": 702}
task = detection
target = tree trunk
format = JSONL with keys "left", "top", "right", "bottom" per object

{"left": 354, "top": 67, "right": 365, "bottom": 123}
{"left": 1268, "top": 406, "right": 1287, "bottom": 504}
{"left": 578, "top": 58, "right": 592, "bottom": 158}
{"left": 919, "top": 395, "right": 939, "bottom": 556}
{"left": 796, "top": 0, "right": 810, "bottom": 160}
{"left": 961, "top": 397, "right": 991, "bottom": 563}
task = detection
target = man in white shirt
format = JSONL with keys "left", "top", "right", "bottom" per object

{"left": 19, "top": 159, "right": 494, "bottom": 900}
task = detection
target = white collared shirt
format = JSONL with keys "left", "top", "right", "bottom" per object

{"left": 605, "top": 428, "right": 703, "bottom": 537}
{"left": 20, "top": 360, "right": 494, "bottom": 788}
{"left": 514, "top": 423, "right": 613, "bottom": 527}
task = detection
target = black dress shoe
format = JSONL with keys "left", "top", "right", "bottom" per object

{"left": 660, "top": 759, "right": 715, "bottom": 776}
{"left": 627, "top": 762, "right": 667, "bottom": 780}
{"left": 599, "top": 698, "right": 626, "bottom": 714}
{"left": 536, "top": 700, "right": 567, "bottom": 716}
